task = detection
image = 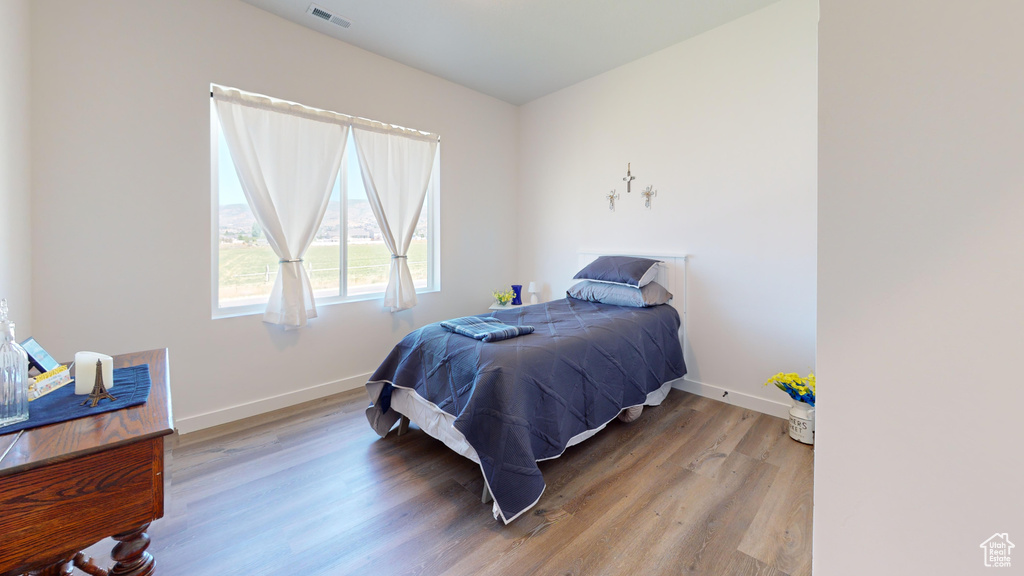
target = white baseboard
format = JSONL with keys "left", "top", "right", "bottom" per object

{"left": 671, "top": 377, "right": 791, "bottom": 419}
{"left": 175, "top": 373, "right": 791, "bottom": 435}
{"left": 174, "top": 372, "right": 372, "bottom": 435}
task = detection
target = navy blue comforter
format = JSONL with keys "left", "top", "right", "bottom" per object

{"left": 365, "top": 297, "right": 686, "bottom": 522}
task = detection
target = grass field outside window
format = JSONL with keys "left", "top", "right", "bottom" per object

{"left": 218, "top": 240, "right": 429, "bottom": 306}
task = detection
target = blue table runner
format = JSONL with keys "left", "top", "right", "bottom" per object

{"left": 0, "top": 364, "right": 152, "bottom": 435}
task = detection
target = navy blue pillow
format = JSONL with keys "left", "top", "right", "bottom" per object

{"left": 572, "top": 256, "right": 661, "bottom": 287}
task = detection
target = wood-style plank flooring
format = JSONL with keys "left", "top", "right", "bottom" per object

{"left": 86, "top": 388, "right": 813, "bottom": 575}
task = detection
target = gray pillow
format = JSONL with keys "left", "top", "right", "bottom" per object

{"left": 572, "top": 256, "right": 661, "bottom": 287}
{"left": 567, "top": 281, "right": 673, "bottom": 308}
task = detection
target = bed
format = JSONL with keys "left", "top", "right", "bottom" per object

{"left": 365, "top": 254, "right": 688, "bottom": 523}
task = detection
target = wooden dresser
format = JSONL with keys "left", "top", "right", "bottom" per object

{"left": 0, "top": 349, "right": 173, "bottom": 576}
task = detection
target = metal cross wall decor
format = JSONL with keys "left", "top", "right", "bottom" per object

{"left": 622, "top": 163, "right": 636, "bottom": 193}
{"left": 641, "top": 185, "right": 658, "bottom": 209}
{"left": 606, "top": 189, "right": 620, "bottom": 211}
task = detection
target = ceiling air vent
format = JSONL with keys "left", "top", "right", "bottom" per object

{"left": 307, "top": 3, "right": 352, "bottom": 29}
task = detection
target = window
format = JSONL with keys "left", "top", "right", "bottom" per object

{"left": 211, "top": 99, "right": 440, "bottom": 317}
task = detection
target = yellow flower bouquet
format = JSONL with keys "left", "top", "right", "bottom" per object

{"left": 492, "top": 289, "right": 515, "bottom": 306}
{"left": 764, "top": 372, "right": 815, "bottom": 406}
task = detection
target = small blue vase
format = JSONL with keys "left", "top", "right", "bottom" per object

{"left": 511, "top": 284, "right": 523, "bottom": 305}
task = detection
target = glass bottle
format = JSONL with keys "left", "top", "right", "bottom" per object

{"left": 0, "top": 298, "right": 29, "bottom": 428}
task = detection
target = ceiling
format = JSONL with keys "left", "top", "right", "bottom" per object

{"left": 239, "top": 0, "right": 782, "bottom": 105}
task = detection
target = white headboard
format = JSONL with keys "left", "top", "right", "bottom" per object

{"left": 576, "top": 251, "right": 688, "bottom": 342}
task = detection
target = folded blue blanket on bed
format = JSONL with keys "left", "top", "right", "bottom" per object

{"left": 440, "top": 316, "right": 535, "bottom": 342}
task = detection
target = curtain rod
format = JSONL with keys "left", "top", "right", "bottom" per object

{"left": 210, "top": 89, "right": 440, "bottom": 143}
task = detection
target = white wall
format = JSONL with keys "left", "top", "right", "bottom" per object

{"left": 29, "top": 0, "right": 519, "bottom": 432}
{"left": 816, "top": 1, "right": 1024, "bottom": 574}
{"left": 518, "top": 0, "right": 818, "bottom": 416}
{"left": 0, "top": 0, "right": 32, "bottom": 336}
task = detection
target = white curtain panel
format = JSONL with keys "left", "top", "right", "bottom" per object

{"left": 352, "top": 127, "right": 438, "bottom": 312}
{"left": 214, "top": 94, "right": 347, "bottom": 328}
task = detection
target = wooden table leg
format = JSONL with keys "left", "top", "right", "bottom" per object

{"left": 108, "top": 524, "right": 154, "bottom": 576}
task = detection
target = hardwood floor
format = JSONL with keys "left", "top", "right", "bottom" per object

{"left": 86, "top": 388, "right": 813, "bottom": 575}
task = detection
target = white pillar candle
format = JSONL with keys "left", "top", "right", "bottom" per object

{"left": 74, "top": 351, "right": 114, "bottom": 395}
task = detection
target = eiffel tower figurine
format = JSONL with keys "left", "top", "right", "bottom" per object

{"left": 81, "top": 359, "right": 117, "bottom": 407}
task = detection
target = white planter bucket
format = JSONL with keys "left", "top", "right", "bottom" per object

{"left": 789, "top": 401, "right": 815, "bottom": 445}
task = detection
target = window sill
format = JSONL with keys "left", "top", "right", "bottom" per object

{"left": 211, "top": 287, "right": 441, "bottom": 320}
